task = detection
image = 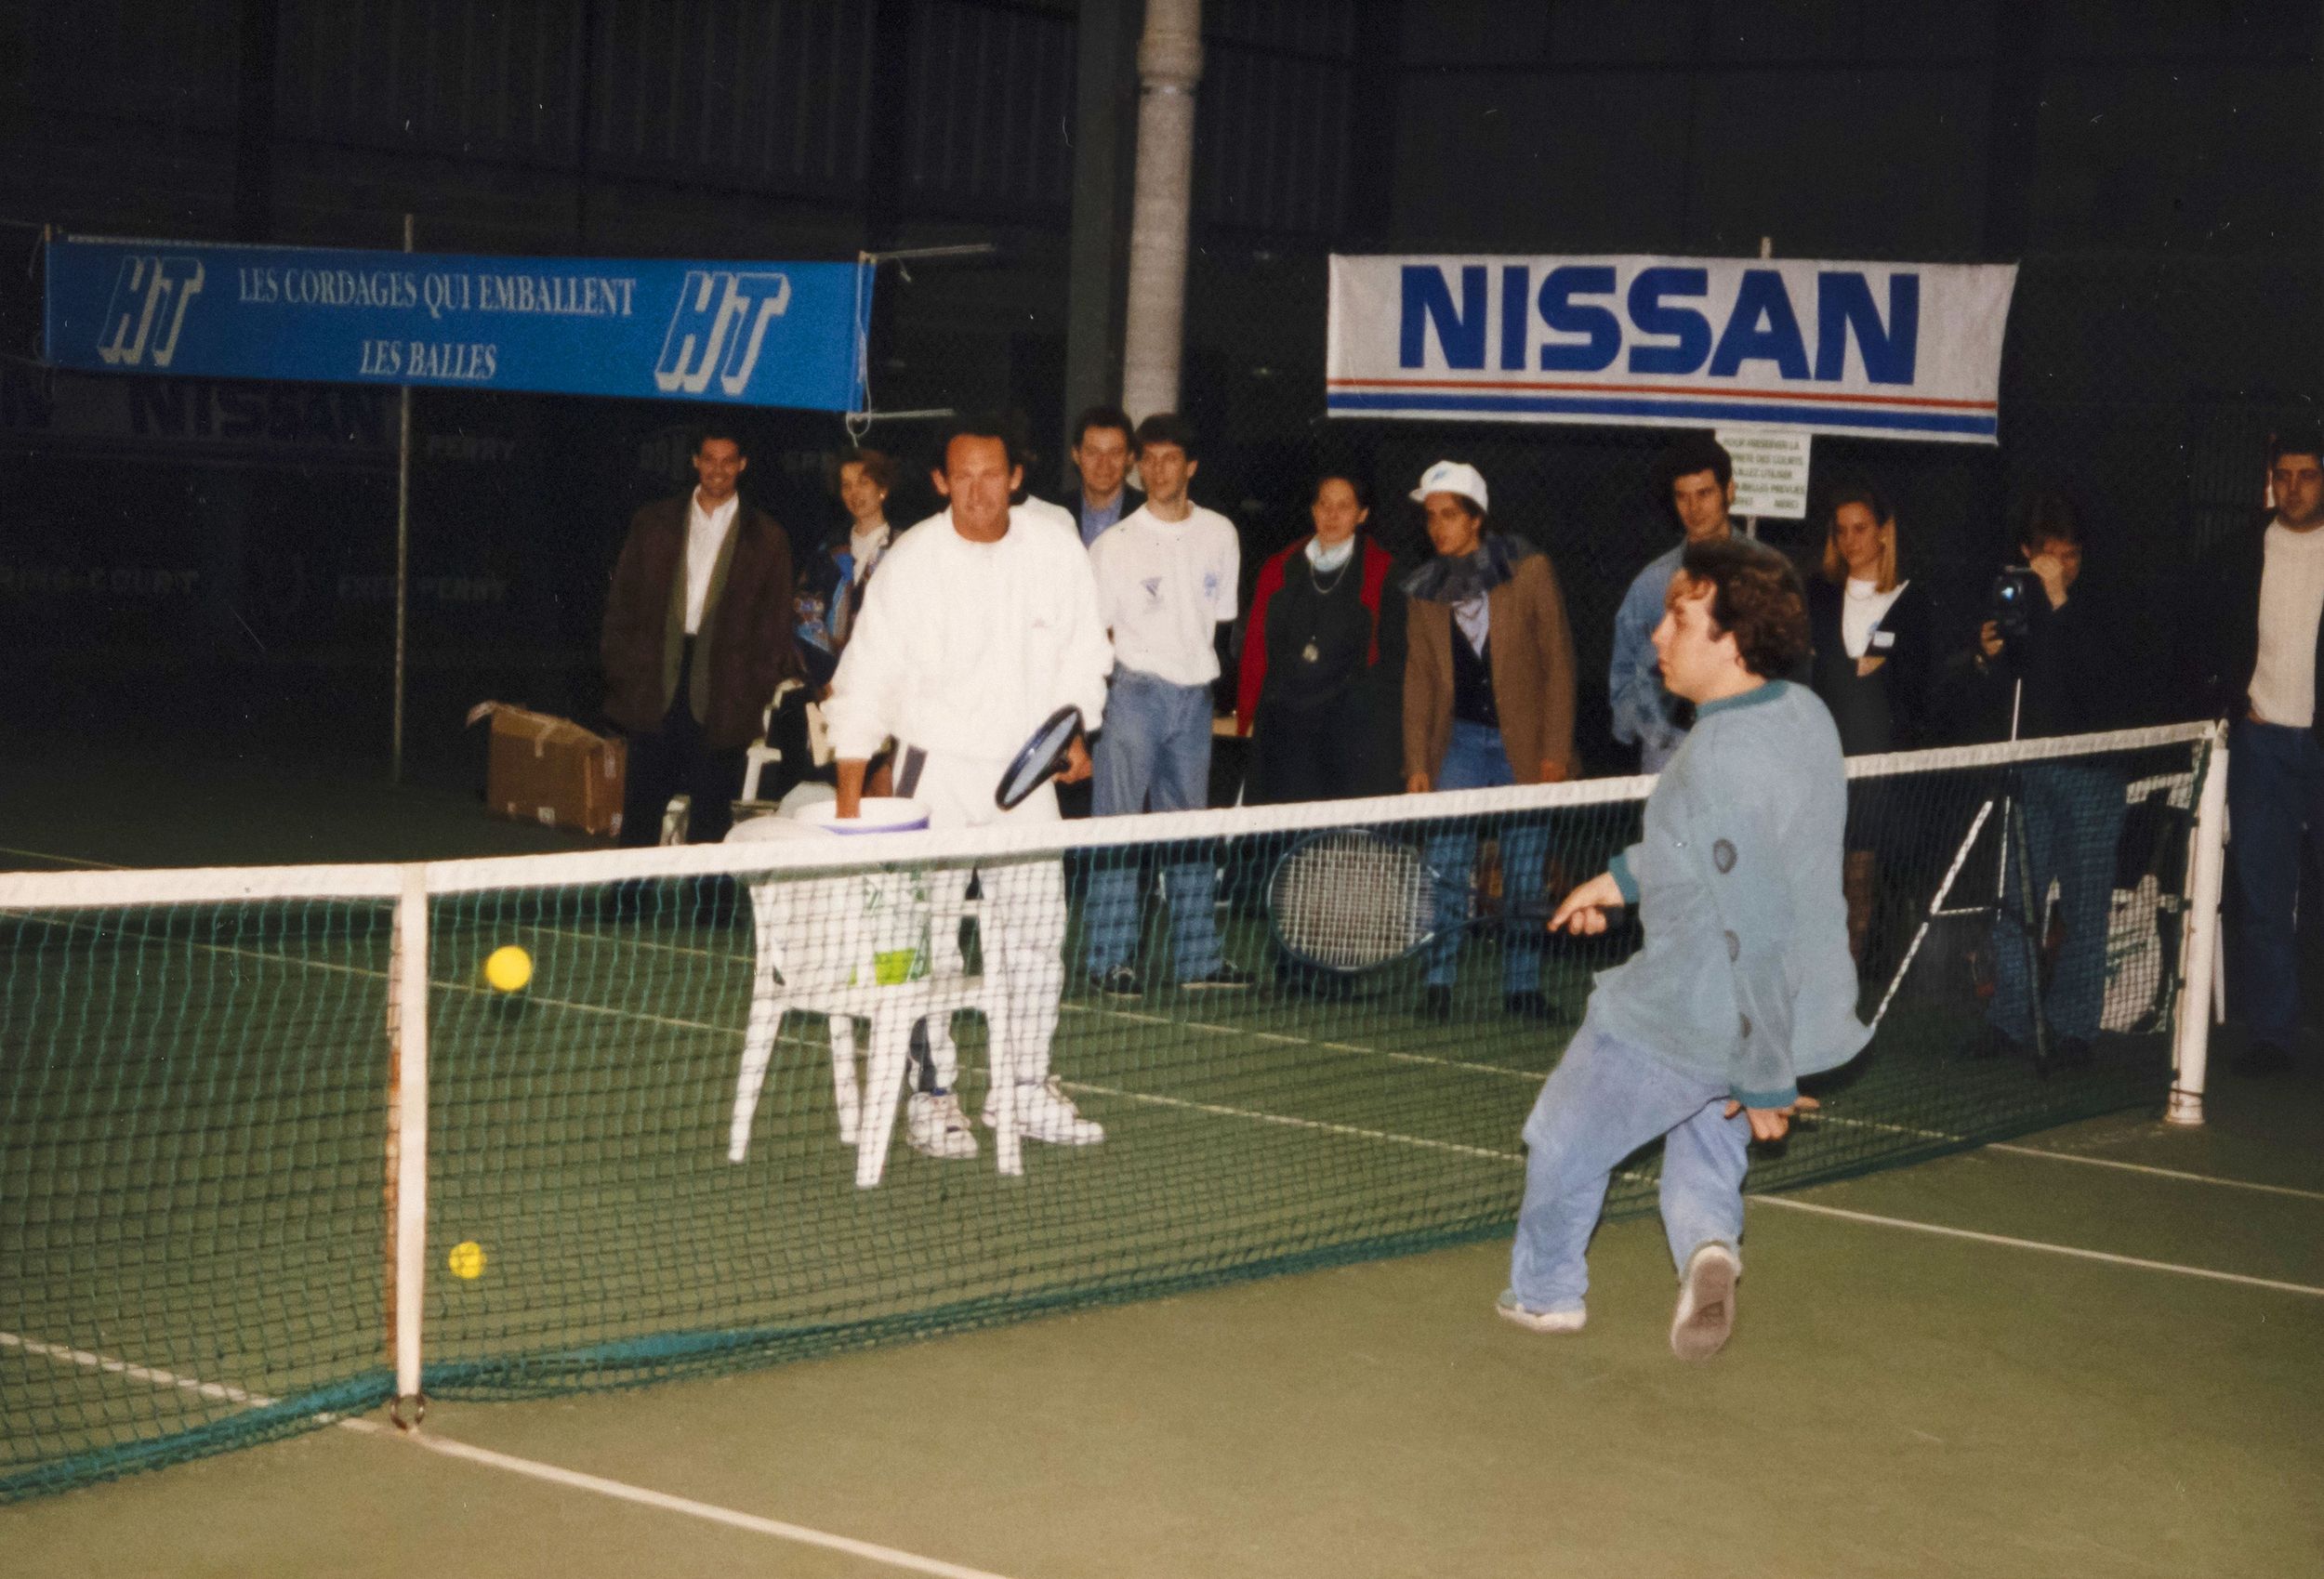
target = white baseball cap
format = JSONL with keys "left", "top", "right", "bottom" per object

{"left": 1409, "top": 460, "right": 1488, "bottom": 513}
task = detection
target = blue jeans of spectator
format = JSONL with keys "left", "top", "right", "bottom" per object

{"left": 2225, "top": 718, "right": 2324, "bottom": 1047}
{"left": 1507, "top": 1017, "right": 1749, "bottom": 1314}
{"left": 1987, "top": 760, "right": 2127, "bottom": 1044}
{"left": 1422, "top": 719, "right": 1550, "bottom": 993}
{"left": 1085, "top": 668, "right": 1223, "bottom": 981}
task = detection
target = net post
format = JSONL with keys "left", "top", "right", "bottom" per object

{"left": 2168, "top": 726, "right": 2228, "bottom": 1126}
{"left": 385, "top": 863, "right": 431, "bottom": 1420}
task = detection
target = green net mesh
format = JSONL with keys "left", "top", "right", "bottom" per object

{"left": 0, "top": 725, "right": 2212, "bottom": 1498}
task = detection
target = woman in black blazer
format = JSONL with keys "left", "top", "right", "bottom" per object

{"left": 1806, "top": 482, "right": 1931, "bottom": 965}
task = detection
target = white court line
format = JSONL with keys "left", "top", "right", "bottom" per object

{"left": 1750, "top": 1194, "right": 2324, "bottom": 1298}
{"left": 1985, "top": 1143, "right": 2324, "bottom": 1204}
{"left": 1063, "top": 1000, "right": 1543, "bottom": 1082}
{"left": 2, "top": 1330, "right": 1020, "bottom": 1579}
{"left": 1062, "top": 1078, "right": 1523, "bottom": 1165}
{"left": 376, "top": 1427, "right": 1021, "bottom": 1579}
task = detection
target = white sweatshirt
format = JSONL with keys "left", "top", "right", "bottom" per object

{"left": 823, "top": 505, "right": 1115, "bottom": 764}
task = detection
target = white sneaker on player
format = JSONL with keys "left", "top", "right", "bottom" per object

{"left": 1495, "top": 1290, "right": 1586, "bottom": 1334}
{"left": 905, "top": 1092, "right": 979, "bottom": 1160}
{"left": 985, "top": 1075, "right": 1104, "bottom": 1146}
{"left": 1670, "top": 1242, "right": 1740, "bottom": 1362}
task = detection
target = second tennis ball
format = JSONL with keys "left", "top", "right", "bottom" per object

{"left": 483, "top": 945, "right": 533, "bottom": 993}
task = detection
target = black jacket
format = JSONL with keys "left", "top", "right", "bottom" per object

{"left": 1940, "top": 579, "right": 2121, "bottom": 745}
{"left": 1053, "top": 483, "right": 1143, "bottom": 546}
{"left": 1805, "top": 576, "right": 1932, "bottom": 754}
{"left": 2186, "top": 512, "right": 2324, "bottom": 740}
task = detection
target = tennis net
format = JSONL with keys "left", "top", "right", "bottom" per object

{"left": 0, "top": 721, "right": 2224, "bottom": 1499}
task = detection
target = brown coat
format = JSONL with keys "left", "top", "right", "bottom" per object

{"left": 601, "top": 494, "right": 799, "bottom": 750}
{"left": 1404, "top": 552, "right": 1578, "bottom": 784}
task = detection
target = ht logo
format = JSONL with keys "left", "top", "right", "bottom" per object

{"left": 654, "top": 271, "right": 792, "bottom": 397}
{"left": 97, "top": 256, "right": 206, "bottom": 368}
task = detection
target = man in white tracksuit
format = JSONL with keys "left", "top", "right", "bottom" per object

{"left": 824, "top": 415, "right": 1116, "bottom": 1157}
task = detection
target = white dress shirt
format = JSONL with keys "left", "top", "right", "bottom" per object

{"left": 683, "top": 489, "right": 740, "bottom": 635}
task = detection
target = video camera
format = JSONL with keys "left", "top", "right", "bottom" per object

{"left": 1990, "top": 566, "right": 2047, "bottom": 645}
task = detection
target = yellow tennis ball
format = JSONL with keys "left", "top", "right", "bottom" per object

{"left": 483, "top": 945, "right": 533, "bottom": 993}
{"left": 447, "top": 1241, "right": 486, "bottom": 1280}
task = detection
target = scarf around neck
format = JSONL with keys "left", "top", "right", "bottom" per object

{"left": 1401, "top": 532, "right": 1539, "bottom": 604}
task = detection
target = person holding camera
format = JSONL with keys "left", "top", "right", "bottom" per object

{"left": 1947, "top": 494, "right": 2125, "bottom": 1072}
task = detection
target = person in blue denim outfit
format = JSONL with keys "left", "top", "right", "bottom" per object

{"left": 1501, "top": 538, "right": 1867, "bottom": 1361}
{"left": 1399, "top": 462, "right": 1578, "bottom": 1023}
{"left": 1610, "top": 435, "right": 1737, "bottom": 772}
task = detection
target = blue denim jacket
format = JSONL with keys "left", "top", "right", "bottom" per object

{"left": 1598, "top": 680, "right": 1869, "bottom": 1107}
{"left": 1609, "top": 544, "right": 1688, "bottom": 770}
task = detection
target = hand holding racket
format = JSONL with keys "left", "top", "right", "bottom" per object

{"left": 1723, "top": 1091, "right": 1821, "bottom": 1141}
{"left": 995, "top": 705, "right": 1087, "bottom": 810}
{"left": 1548, "top": 871, "right": 1627, "bottom": 936}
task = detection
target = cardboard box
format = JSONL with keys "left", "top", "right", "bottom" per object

{"left": 466, "top": 703, "right": 627, "bottom": 837}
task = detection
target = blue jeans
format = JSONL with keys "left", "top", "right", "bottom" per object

{"left": 1422, "top": 720, "right": 1550, "bottom": 993}
{"left": 1085, "top": 669, "right": 1224, "bottom": 980}
{"left": 1508, "top": 1018, "right": 1749, "bottom": 1313}
{"left": 2226, "top": 718, "right": 2324, "bottom": 1046}
{"left": 1987, "top": 760, "right": 2127, "bottom": 1044}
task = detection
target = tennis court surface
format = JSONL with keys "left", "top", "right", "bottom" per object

{"left": 5, "top": 722, "right": 2320, "bottom": 1575}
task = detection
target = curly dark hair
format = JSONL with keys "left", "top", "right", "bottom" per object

{"left": 1675, "top": 537, "right": 1810, "bottom": 679}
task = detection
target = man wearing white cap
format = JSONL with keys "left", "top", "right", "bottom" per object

{"left": 1401, "top": 460, "right": 1578, "bottom": 1022}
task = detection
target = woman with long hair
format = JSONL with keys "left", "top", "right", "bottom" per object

{"left": 1237, "top": 472, "right": 1405, "bottom": 803}
{"left": 1805, "top": 481, "right": 1931, "bottom": 963}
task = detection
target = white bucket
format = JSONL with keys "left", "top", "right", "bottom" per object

{"left": 789, "top": 796, "right": 931, "bottom": 835}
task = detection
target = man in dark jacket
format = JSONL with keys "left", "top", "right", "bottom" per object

{"left": 601, "top": 427, "right": 799, "bottom": 846}
{"left": 1051, "top": 404, "right": 1142, "bottom": 549}
{"left": 2188, "top": 426, "right": 2324, "bottom": 1075}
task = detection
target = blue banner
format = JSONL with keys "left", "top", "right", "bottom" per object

{"left": 43, "top": 238, "right": 872, "bottom": 413}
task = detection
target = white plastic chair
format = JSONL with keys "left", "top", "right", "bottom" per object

{"left": 741, "top": 679, "right": 807, "bottom": 804}
{"left": 723, "top": 822, "right": 1020, "bottom": 1186}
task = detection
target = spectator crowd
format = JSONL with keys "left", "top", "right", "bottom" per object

{"left": 603, "top": 410, "right": 2324, "bottom": 1134}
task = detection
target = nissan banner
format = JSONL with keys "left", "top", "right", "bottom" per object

{"left": 43, "top": 237, "right": 872, "bottom": 413}
{"left": 1328, "top": 254, "right": 2016, "bottom": 444}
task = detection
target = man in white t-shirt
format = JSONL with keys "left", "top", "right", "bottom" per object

{"left": 1083, "top": 414, "right": 1251, "bottom": 993}
{"left": 824, "top": 415, "right": 1116, "bottom": 1151}
{"left": 2194, "top": 426, "right": 2324, "bottom": 1077}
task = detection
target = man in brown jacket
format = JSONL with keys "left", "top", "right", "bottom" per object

{"left": 601, "top": 427, "right": 799, "bottom": 846}
{"left": 1399, "top": 460, "right": 1578, "bottom": 1022}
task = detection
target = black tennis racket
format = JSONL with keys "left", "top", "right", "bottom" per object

{"left": 995, "top": 705, "right": 1085, "bottom": 811}
{"left": 1266, "top": 828, "right": 1558, "bottom": 975}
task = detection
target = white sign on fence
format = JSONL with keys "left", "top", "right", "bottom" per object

{"left": 1717, "top": 427, "right": 1813, "bottom": 520}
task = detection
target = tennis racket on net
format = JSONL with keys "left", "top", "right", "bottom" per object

{"left": 994, "top": 705, "right": 1086, "bottom": 811}
{"left": 1266, "top": 827, "right": 1558, "bottom": 975}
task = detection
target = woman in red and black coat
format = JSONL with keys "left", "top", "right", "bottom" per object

{"left": 1236, "top": 473, "right": 1406, "bottom": 804}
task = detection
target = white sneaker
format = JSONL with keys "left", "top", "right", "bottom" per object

{"left": 1496, "top": 1291, "right": 1586, "bottom": 1334}
{"left": 985, "top": 1075, "right": 1104, "bottom": 1146}
{"left": 1670, "top": 1243, "right": 1740, "bottom": 1362}
{"left": 905, "top": 1092, "right": 979, "bottom": 1160}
